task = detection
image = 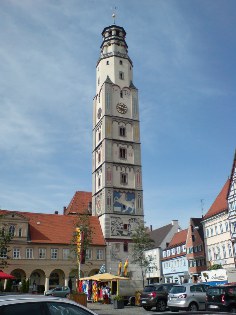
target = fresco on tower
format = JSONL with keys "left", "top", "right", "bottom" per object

{"left": 113, "top": 191, "right": 135, "bottom": 214}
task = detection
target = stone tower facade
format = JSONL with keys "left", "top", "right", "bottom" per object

{"left": 92, "top": 24, "right": 144, "bottom": 276}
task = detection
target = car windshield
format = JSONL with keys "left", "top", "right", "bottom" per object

{"left": 170, "top": 286, "right": 186, "bottom": 294}
{"left": 143, "top": 286, "right": 158, "bottom": 292}
{"left": 207, "top": 287, "right": 225, "bottom": 296}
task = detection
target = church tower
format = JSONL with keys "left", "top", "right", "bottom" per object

{"left": 92, "top": 23, "right": 144, "bottom": 275}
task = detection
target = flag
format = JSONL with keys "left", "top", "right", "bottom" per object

{"left": 123, "top": 258, "right": 129, "bottom": 277}
{"left": 118, "top": 261, "right": 122, "bottom": 276}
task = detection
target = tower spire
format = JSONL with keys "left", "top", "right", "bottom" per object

{"left": 112, "top": 6, "right": 117, "bottom": 24}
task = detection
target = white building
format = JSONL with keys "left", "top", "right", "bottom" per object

{"left": 145, "top": 220, "right": 181, "bottom": 283}
{"left": 162, "top": 229, "right": 188, "bottom": 283}
{"left": 91, "top": 23, "right": 144, "bottom": 279}
{"left": 202, "top": 179, "right": 234, "bottom": 269}
{"left": 228, "top": 150, "right": 236, "bottom": 258}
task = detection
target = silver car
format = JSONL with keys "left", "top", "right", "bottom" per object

{"left": 0, "top": 294, "right": 98, "bottom": 315}
{"left": 167, "top": 283, "right": 209, "bottom": 311}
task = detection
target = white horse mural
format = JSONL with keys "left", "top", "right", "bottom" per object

{"left": 113, "top": 192, "right": 135, "bottom": 214}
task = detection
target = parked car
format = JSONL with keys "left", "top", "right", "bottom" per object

{"left": 168, "top": 283, "right": 209, "bottom": 311}
{"left": 44, "top": 286, "right": 71, "bottom": 298}
{"left": 140, "top": 283, "right": 175, "bottom": 311}
{"left": 0, "top": 295, "right": 98, "bottom": 315}
{"left": 206, "top": 284, "right": 236, "bottom": 312}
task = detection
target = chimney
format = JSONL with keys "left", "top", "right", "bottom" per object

{"left": 171, "top": 220, "right": 178, "bottom": 226}
{"left": 63, "top": 206, "right": 67, "bottom": 214}
{"left": 150, "top": 225, "right": 153, "bottom": 231}
{"left": 54, "top": 211, "right": 58, "bottom": 215}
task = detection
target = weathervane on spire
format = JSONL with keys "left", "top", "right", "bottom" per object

{"left": 112, "top": 6, "right": 117, "bottom": 24}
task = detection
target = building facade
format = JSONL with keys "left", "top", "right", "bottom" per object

{"left": 185, "top": 218, "right": 207, "bottom": 282}
{"left": 0, "top": 192, "right": 106, "bottom": 293}
{"left": 202, "top": 180, "right": 235, "bottom": 269}
{"left": 144, "top": 220, "right": 181, "bottom": 283}
{"left": 162, "top": 229, "right": 188, "bottom": 283}
{"left": 92, "top": 24, "right": 144, "bottom": 277}
{"left": 227, "top": 150, "right": 236, "bottom": 262}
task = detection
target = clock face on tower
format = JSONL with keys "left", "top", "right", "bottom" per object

{"left": 116, "top": 103, "right": 128, "bottom": 114}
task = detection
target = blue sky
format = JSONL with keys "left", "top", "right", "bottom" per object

{"left": 0, "top": 0, "right": 235, "bottom": 230}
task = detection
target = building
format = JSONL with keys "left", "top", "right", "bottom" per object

{"left": 0, "top": 197, "right": 106, "bottom": 292}
{"left": 202, "top": 179, "right": 234, "bottom": 269}
{"left": 185, "top": 218, "right": 207, "bottom": 282}
{"left": 144, "top": 220, "right": 181, "bottom": 283}
{"left": 162, "top": 229, "right": 188, "bottom": 283}
{"left": 227, "top": 150, "right": 236, "bottom": 262}
{"left": 91, "top": 23, "right": 144, "bottom": 278}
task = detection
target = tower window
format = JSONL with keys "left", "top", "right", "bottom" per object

{"left": 120, "top": 91, "right": 123, "bottom": 98}
{"left": 98, "top": 131, "right": 101, "bottom": 141}
{"left": 119, "top": 126, "right": 126, "bottom": 137}
{"left": 124, "top": 242, "right": 128, "bottom": 252}
{"left": 98, "top": 152, "right": 101, "bottom": 163}
{"left": 119, "top": 71, "right": 124, "bottom": 80}
{"left": 106, "top": 60, "right": 109, "bottom": 65}
{"left": 121, "top": 173, "right": 128, "bottom": 185}
{"left": 119, "top": 147, "right": 127, "bottom": 159}
{"left": 98, "top": 177, "right": 101, "bottom": 187}
{"left": 119, "top": 60, "right": 123, "bottom": 65}
{"left": 98, "top": 77, "right": 100, "bottom": 85}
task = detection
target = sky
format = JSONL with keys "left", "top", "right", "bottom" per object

{"left": 0, "top": 0, "right": 235, "bottom": 230}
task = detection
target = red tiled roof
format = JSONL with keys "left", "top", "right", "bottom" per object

{"left": 64, "top": 191, "right": 92, "bottom": 215}
{"left": 0, "top": 210, "right": 105, "bottom": 246}
{"left": 168, "top": 229, "right": 188, "bottom": 247}
{"left": 203, "top": 179, "right": 230, "bottom": 220}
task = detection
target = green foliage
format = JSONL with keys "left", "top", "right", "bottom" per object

{"left": 208, "top": 264, "right": 222, "bottom": 270}
{"left": 131, "top": 221, "right": 155, "bottom": 287}
{"left": 70, "top": 213, "right": 94, "bottom": 267}
{"left": 0, "top": 219, "right": 13, "bottom": 269}
{"left": 5, "top": 280, "right": 12, "bottom": 292}
{"left": 20, "top": 279, "right": 29, "bottom": 293}
{"left": 113, "top": 295, "right": 124, "bottom": 301}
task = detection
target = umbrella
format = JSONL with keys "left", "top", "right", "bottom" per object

{"left": 80, "top": 273, "right": 129, "bottom": 282}
{"left": 0, "top": 270, "right": 15, "bottom": 280}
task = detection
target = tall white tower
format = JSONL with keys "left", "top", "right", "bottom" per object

{"left": 92, "top": 23, "right": 144, "bottom": 275}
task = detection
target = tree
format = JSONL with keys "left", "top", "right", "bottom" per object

{"left": 208, "top": 264, "right": 222, "bottom": 270}
{"left": 0, "top": 220, "right": 13, "bottom": 269}
{"left": 131, "top": 221, "right": 155, "bottom": 287}
{"left": 70, "top": 213, "right": 94, "bottom": 280}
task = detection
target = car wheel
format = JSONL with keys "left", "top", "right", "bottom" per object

{"left": 230, "top": 306, "right": 236, "bottom": 313}
{"left": 143, "top": 306, "right": 152, "bottom": 311}
{"left": 156, "top": 300, "right": 166, "bottom": 312}
{"left": 188, "top": 302, "right": 198, "bottom": 311}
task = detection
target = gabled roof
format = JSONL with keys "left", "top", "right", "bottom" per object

{"left": 64, "top": 191, "right": 92, "bottom": 215}
{"left": 203, "top": 179, "right": 230, "bottom": 220}
{"left": 0, "top": 210, "right": 105, "bottom": 246}
{"left": 150, "top": 223, "right": 176, "bottom": 247}
{"left": 227, "top": 149, "right": 236, "bottom": 199}
{"left": 168, "top": 229, "right": 188, "bottom": 248}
